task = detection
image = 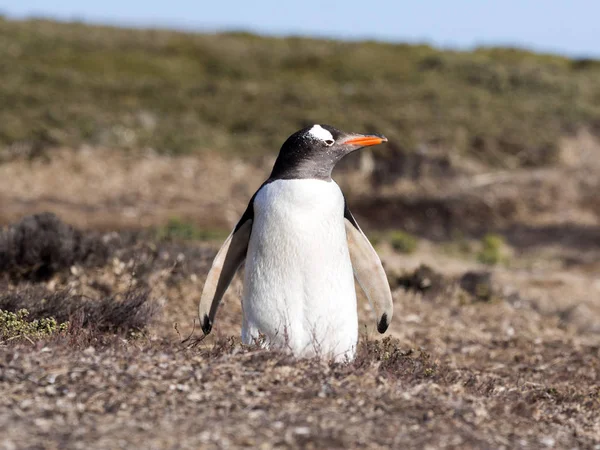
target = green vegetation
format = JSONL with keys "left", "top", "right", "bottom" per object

{"left": 440, "top": 231, "right": 474, "bottom": 259}
{"left": 1, "top": 18, "right": 600, "bottom": 166}
{"left": 156, "top": 217, "right": 228, "bottom": 241}
{"left": 477, "top": 233, "right": 507, "bottom": 265}
{"left": 389, "top": 230, "right": 418, "bottom": 253}
{"left": 0, "top": 308, "right": 68, "bottom": 342}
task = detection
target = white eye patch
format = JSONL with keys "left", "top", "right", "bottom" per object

{"left": 308, "top": 124, "right": 334, "bottom": 146}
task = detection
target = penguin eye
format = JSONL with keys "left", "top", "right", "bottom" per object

{"left": 324, "top": 139, "right": 334, "bottom": 146}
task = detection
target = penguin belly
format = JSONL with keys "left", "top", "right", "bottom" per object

{"left": 242, "top": 179, "right": 358, "bottom": 361}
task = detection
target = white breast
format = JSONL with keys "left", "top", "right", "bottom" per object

{"left": 242, "top": 179, "right": 358, "bottom": 361}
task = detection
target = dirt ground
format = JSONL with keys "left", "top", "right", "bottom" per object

{"left": 1, "top": 145, "right": 599, "bottom": 449}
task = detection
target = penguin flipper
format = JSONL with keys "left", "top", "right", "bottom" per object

{"left": 198, "top": 219, "right": 252, "bottom": 335}
{"left": 344, "top": 206, "right": 393, "bottom": 334}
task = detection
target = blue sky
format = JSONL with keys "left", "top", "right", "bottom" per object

{"left": 2, "top": 1, "right": 599, "bottom": 58}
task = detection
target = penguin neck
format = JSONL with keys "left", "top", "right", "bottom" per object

{"left": 269, "top": 154, "right": 341, "bottom": 181}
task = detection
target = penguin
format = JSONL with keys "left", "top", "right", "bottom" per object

{"left": 198, "top": 124, "right": 393, "bottom": 361}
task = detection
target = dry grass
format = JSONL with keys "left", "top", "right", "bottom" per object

{"left": 0, "top": 148, "right": 266, "bottom": 231}
{"left": 1, "top": 133, "right": 600, "bottom": 242}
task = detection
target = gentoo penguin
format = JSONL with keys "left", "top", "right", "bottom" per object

{"left": 198, "top": 124, "right": 393, "bottom": 361}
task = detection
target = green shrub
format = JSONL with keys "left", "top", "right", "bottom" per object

{"left": 0, "top": 308, "right": 68, "bottom": 342}
{"left": 156, "top": 218, "right": 227, "bottom": 242}
{"left": 477, "top": 233, "right": 507, "bottom": 265}
{"left": 389, "top": 230, "right": 418, "bottom": 254}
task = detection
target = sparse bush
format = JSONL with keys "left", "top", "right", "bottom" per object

{"left": 477, "top": 233, "right": 507, "bottom": 265}
{"left": 0, "top": 212, "right": 109, "bottom": 281}
{"left": 459, "top": 271, "right": 494, "bottom": 301}
{"left": 393, "top": 264, "right": 445, "bottom": 295}
{"left": 355, "top": 337, "right": 438, "bottom": 379}
{"left": 0, "top": 308, "right": 68, "bottom": 342}
{"left": 0, "top": 286, "right": 157, "bottom": 334}
{"left": 389, "top": 230, "right": 418, "bottom": 254}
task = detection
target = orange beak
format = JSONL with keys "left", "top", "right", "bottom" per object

{"left": 342, "top": 135, "right": 388, "bottom": 147}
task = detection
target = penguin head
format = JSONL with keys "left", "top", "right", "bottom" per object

{"left": 270, "top": 124, "right": 388, "bottom": 180}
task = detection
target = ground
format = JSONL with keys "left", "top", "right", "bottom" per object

{"left": 1, "top": 149, "right": 599, "bottom": 449}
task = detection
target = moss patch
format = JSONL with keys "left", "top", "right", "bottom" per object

{"left": 0, "top": 308, "right": 68, "bottom": 342}
{"left": 389, "top": 230, "right": 419, "bottom": 254}
{"left": 477, "top": 233, "right": 508, "bottom": 265}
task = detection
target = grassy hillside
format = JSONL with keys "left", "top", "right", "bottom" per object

{"left": 1, "top": 18, "right": 600, "bottom": 166}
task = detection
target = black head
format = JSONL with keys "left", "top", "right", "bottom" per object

{"left": 269, "top": 124, "right": 388, "bottom": 180}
